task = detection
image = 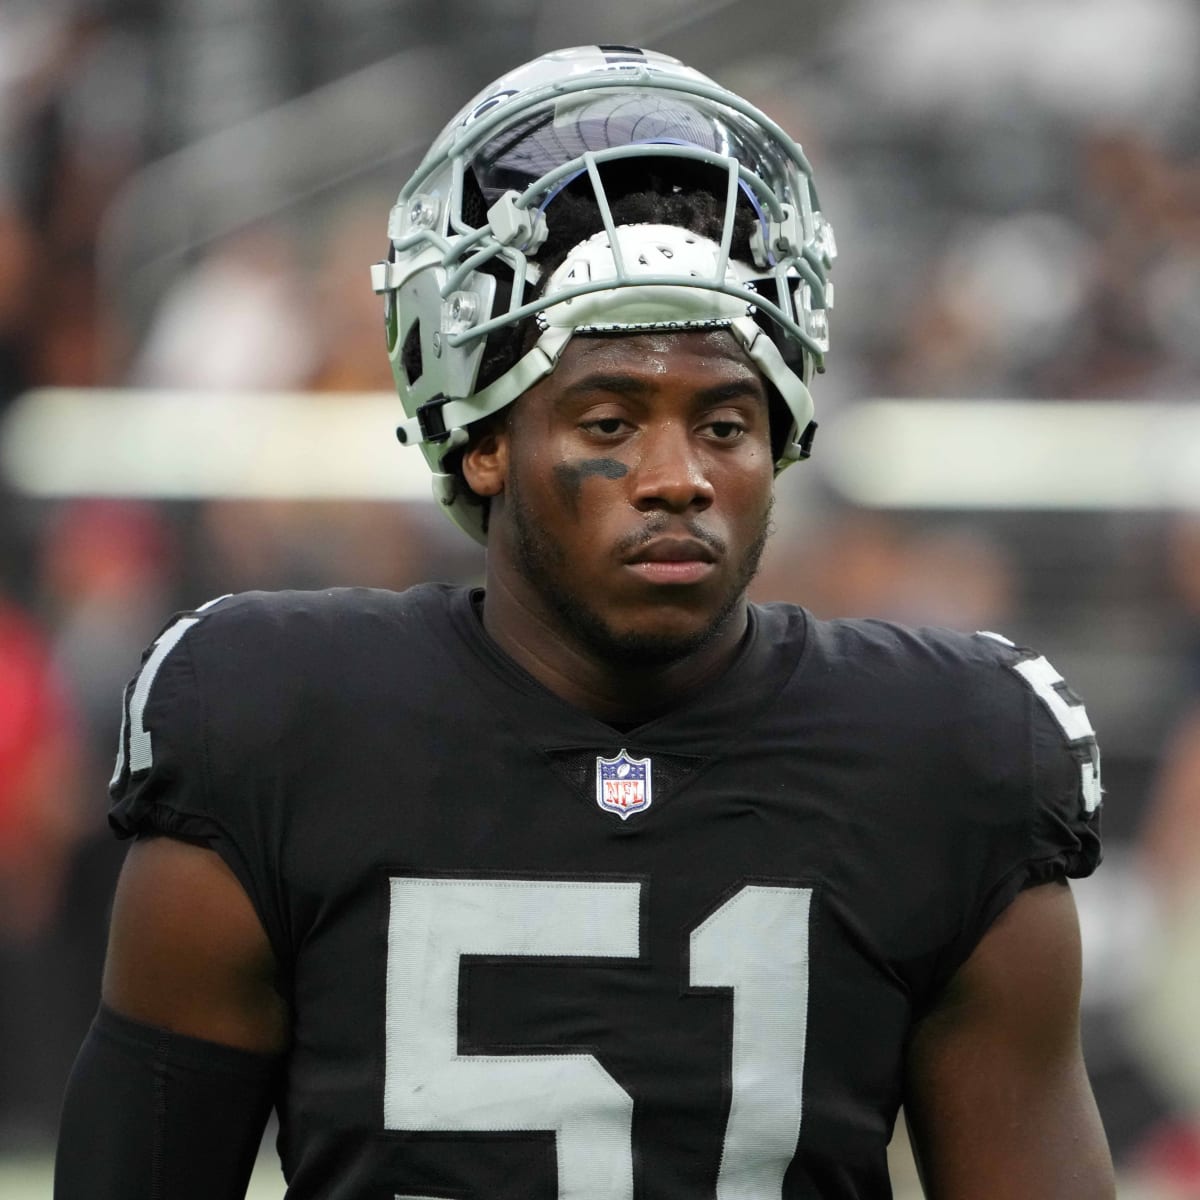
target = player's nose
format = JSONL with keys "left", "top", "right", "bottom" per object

{"left": 630, "top": 423, "right": 714, "bottom": 514}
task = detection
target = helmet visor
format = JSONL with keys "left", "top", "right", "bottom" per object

{"left": 466, "top": 86, "right": 805, "bottom": 216}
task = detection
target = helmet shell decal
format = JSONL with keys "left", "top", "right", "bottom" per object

{"left": 595, "top": 749, "right": 653, "bottom": 820}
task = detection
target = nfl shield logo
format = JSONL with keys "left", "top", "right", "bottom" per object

{"left": 595, "top": 749, "right": 652, "bottom": 820}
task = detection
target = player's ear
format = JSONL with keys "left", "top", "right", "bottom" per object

{"left": 461, "top": 418, "right": 509, "bottom": 498}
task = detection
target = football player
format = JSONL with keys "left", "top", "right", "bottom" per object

{"left": 56, "top": 46, "right": 1115, "bottom": 1199}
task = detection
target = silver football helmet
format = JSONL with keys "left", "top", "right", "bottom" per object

{"left": 372, "top": 44, "right": 836, "bottom": 543}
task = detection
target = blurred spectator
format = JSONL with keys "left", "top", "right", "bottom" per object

{"left": 1130, "top": 1119, "right": 1200, "bottom": 1200}
{"left": 0, "top": 3, "right": 149, "bottom": 398}
{"left": 753, "top": 509, "right": 1017, "bottom": 634}
{"left": 886, "top": 525, "right": 1017, "bottom": 630}
{"left": 752, "top": 510, "right": 916, "bottom": 620}
{"left": 0, "top": 503, "right": 177, "bottom": 1148}
{"left": 1139, "top": 515, "right": 1200, "bottom": 904}
{"left": 305, "top": 193, "right": 397, "bottom": 394}
{"left": 1122, "top": 515, "right": 1200, "bottom": 1190}
{"left": 0, "top": 593, "right": 85, "bottom": 1147}
{"left": 1139, "top": 705, "right": 1200, "bottom": 911}
{"left": 1037, "top": 131, "right": 1200, "bottom": 400}
{"left": 130, "top": 226, "right": 318, "bottom": 390}
{"left": 0, "top": 597, "right": 80, "bottom": 939}
{"left": 834, "top": 0, "right": 1200, "bottom": 134}
{"left": 885, "top": 213, "right": 1094, "bottom": 399}
{"left": 38, "top": 499, "right": 176, "bottom": 763}
{"left": 0, "top": 201, "right": 37, "bottom": 406}
{"left": 196, "top": 498, "right": 482, "bottom": 595}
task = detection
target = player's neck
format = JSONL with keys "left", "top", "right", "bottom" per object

{"left": 478, "top": 569, "right": 749, "bottom": 726}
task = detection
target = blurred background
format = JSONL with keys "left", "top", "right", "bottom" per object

{"left": 1, "top": 0, "right": 1199, "bottom": 1195}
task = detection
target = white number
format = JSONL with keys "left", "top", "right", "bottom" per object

{"left": 385, "top": 879, "right": 639, "bottom": 1199}
{"left": 385, "top": 878, "right": 812, "bottom": 1199}
{"left": 1013, "top": 654, "right": 1102, "bottom": 814}
{"left": 110, "top": 594, "right": 230, "bottom": 786}
{"left": 978, "top": 633, "right": 1101, "bottom": 814}
{"left": 691, "top": 886, "right": 811, "bottom": 1199}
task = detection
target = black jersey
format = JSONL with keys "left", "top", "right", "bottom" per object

{"left": 109, "top": 585, "right": 1102, "bottom": 1200}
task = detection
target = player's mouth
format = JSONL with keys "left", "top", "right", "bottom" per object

{"left": 623, "top": 538, "right": 718, "bottom": 585}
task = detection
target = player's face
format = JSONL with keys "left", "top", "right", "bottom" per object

{"left": 475, "top": 329, "right": 776, "bottom": 665}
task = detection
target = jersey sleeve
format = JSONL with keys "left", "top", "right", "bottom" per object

{"left": 107, "top": 594, "right": 289, "bottom": 963}
{"left": 972, "top": 630, "right": 1103, "bottom": 931}
{"left": 109, "top": 599, "right": 227, "bottom": 845}
{"left": 1026, "top": 684, "right": 1103, "bottom": 883}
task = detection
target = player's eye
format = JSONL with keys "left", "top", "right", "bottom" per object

{"left": 704, "top": 420, "right": 745, "bottom": 441}
{"left": 582, "top": 417, "right": 628, "bottom": 436}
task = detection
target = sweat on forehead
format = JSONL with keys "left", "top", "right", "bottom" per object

{"left": 562, "top": 325, "right": 760, "bottom": 361}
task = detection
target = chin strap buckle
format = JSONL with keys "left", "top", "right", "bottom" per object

{"left": 395, "top": 395, "right": 450, "bottom": 445}
{"left": 416, "top": 395, "right": 450, "bottom": 443}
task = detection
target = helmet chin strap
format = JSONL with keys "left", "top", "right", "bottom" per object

{"left": 395, "top": 225, "right": 814, "bottom": 467}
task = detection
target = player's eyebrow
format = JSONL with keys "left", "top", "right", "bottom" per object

{"left": 559, "top": 373, "right": 767, "bottom": 406}
{"left": 692, "top": 378, "right": 769, "bottom": 407}
{"left": 559, "top": 373, "right": 653, "bottom": 399}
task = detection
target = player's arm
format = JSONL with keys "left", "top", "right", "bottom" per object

{"left": 55, "top": 835, "right": 288, "bottom": 1200}
{"left": 903, "top": 878, "right": 1115, "bottom": 1199}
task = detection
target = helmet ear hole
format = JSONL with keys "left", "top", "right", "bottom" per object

{"left": 401, "top": 321, "right": 424, "bottom": 386}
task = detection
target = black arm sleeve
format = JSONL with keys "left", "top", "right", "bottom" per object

{"left": 54, "top": 1005, "right": 283, "bottom": 1200}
